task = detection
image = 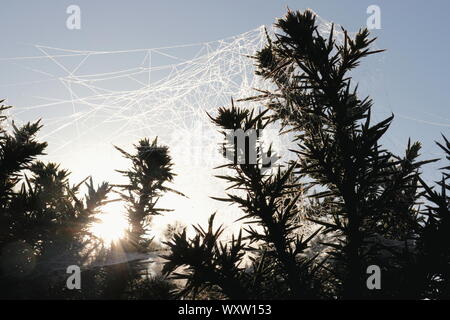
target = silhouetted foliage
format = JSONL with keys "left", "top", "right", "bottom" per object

{"left": 162, "top": 102, "right": 324, "bottom": 299}
{"left": 99, "top": 138, "right": 181, "bottom": 299}
{"left": 163, "top": 9, "right": 449, "bottom": 300}
{"left": 0, "top": 9, "right": 448, "bottom": 301}
{"left": 240, "top": 9, "right": 441, "bottom": 299}
{"left": 0, "top": 101, "right": 113, "bottom": 298}
{"left": 0, "top": 102, "right": 177, "bottom": 299}
{"left": 115, "top": 138, "right": 179, "bottom": 251}
{"left": 413, "top": 136, "right": 450, "bottom": 298}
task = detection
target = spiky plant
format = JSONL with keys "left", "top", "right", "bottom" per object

{"left": 103, "top": 138, "right": 181, "bottom": 299}
{"left": 114, "top": 138, "right": 180, "bottom": 251}
{"left": 163, "top": 213, "right": 250, "bottom": 299}
{"left": 163, "top": 101, "right": 323, "bottom": 299}
{"left": 414, "top": 136, "right": 450, "bottom": 298}
{"left": 246, "top": 9, "right": 436, "bottom": 298}
{"left": 0, "top": 102, "right": 114, "bottom": 298}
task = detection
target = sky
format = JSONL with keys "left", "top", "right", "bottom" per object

{"left": 0, "top": 1, "right": 448, "bottom": 237}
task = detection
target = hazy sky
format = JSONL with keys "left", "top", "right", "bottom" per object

{"left": 1, "top": 0, "right": 448, "bottom": 156}
{"left": 0, "top": 1, "right": 448, "bottom": 235}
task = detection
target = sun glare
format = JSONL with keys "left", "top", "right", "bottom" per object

{"left": 90, "top": 211, "right": 128, "bottom": 244}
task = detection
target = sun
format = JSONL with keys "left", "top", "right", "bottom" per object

{"left": 90, "top": 211, "right": 128, "bottom": 244}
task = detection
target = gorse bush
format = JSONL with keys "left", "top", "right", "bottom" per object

{"left": 162, "top": 9, "right": 449, "bottom": 300}
{"left": 0, "top": 10, "right": 448, "bottom": 300}
{"left": 114, "top": 138, "right": 180, "bottom": 251}
{"left": 0, "top": 100, "right": 111, "bottom": 298}
{"left": 246, "top": 9, "right": 433, "bottom": 299}
{"left": 163, "top": 103, "right": 324, "bottom": 299}
{"left": 0, "top": 100, "right": 177, "bottom": 299}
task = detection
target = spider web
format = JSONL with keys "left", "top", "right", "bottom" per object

{"left": 1, "top": 13, "right": 446, "bottom": 272}
{"left": 0, "top": 15, "right": 371, "bottom": 241}
{"left": 4, "top": 13, "right": 351, "bottom": 168}
{"left": 3, "top": 25, "right": 278, "bottom": 240}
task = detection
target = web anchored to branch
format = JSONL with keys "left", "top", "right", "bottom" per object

{"left": 1, "top": 14, "right": 446, "bottom": 248}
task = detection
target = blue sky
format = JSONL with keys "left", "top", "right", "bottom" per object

{"left": 0, "top": 0, "right": 448, "bottom": 183}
